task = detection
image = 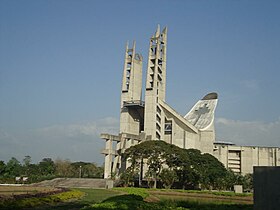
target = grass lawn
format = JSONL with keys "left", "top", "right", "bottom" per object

{"left": 75, "top": 188, "right": 124, "bottom": 204}
{"left": 0, "top": 187, "right": 254, "bottom": 210}
{"left": 31, "top": 188, "right": 123, "bottom": 210}
{"left": 82, "top": 188, "right": 253, "bottom": 210}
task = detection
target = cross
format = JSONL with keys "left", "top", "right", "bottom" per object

{"left": 193, "top": 104, "right": 210, "bottom": 126}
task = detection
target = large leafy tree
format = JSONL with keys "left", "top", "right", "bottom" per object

{"left": 38, "top": 158, "right": 55, "bottom": 176}
{"left": 198, "top": 153, "right": 228, "bottom": 189}
{"left": 123, "top": 140, "right": 171, "bottom": 188}
{"left": 173, "top": 149, "right": 201, "bottom": 189}
{"left": 122, "top": 140, "right": 230, "bottom": 190}
{"left": 159, "top": 168, "right": 177, "bottom": 189}
{"left": 5, "top": 157, "right": 22, "bottom": 177}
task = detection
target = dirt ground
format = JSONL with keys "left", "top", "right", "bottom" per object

{"left": 148, "top": 190, "right": 253, "bottom": 204}
{"left": 0, "top": 185, "right": 57, "bottom": 197}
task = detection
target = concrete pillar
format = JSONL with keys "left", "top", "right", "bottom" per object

{"left": 104, "top": 139, "right": 113, "bottom": 178}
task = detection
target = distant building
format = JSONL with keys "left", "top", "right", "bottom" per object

{"left": 101, "top": 26, "right": 280, "bottom": 178}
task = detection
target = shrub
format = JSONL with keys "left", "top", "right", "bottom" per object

{"left": 0, "top": 189, "right": 84, "bottom": 209}
{"left": 113, "top": 187, "right": 149, "bottom": 198}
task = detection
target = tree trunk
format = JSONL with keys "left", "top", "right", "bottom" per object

{"left": 153, "top": 176, "right": 157, "bottom": 188}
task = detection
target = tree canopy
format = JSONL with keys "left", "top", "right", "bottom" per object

{"left": 122, "top": 140, "right": 248, "bottom": 190}
{"left": 0, "top": 157, "right": 104, "bottom": 183}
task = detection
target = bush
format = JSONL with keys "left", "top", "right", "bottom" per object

{"left": 0, "top": 189, "right": 84, "bottom": 209}
{"left": 113, "top": 187, "right": 149, "bottom": 198}
{"left": 82, "top": 194, "right": 189, "bottom": 210}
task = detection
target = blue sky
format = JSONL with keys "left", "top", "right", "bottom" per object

{"left": 1, "top": 0, "right": 280, "bottom": 165}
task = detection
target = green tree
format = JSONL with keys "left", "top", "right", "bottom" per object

{"left": 174, "top": 149, "right": 201, "bottom": 189}
{"left": 82, "top": 163, "right": 101, "bottom": 178}
{"left": 123, "top": 140, "right": 230, "bottom": 190}
{"left": 123, "top": 140, "right": 172, "bottom": 188}
{"left": 26, "top": 163, "right": 40, "bottom": 182}
{"left": 23, "top": 155, "right": 32, "bottom": 166}
{"left": 22, "top": 155, "right": 32, "bottom": 177}
{"left": 242, "top": 173, "right": 253, "bottom": 191}
{"left": 222, "top": 169, "right": 238, "bottom": 190}
{"left": 0, "top": 160, "right": 6, "bottom": 177}
{"left": 5, "top": 157, "right": 22, "bottom": 177}
{"left": 120, "top": 166, "right": 138, "bottom": 187}
{"left": 198, "top": 153, "right": 228, "bottom": 190}
{"left": 38, "top": 158, "right": 55, "bottom": 176}
{"left": 159, "top": 168, "right": 177, "bottom": 189}
{"left": 70, "top": 161, "right": 103, "bottom": 178}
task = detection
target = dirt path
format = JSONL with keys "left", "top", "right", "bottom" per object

{"left": 148, "top": 190, "right": 253, "bottom": 204}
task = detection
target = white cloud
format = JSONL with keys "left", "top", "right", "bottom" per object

{"left": 2, "top": 116, "right": 279, "bottom": 165}
{"left": 34, "top": 117, "right": 119, "bottom": 139}
{"left": 216, "top": 117, "right": 280, "bottom": 147}
{"left": 0, "top": 117, "right": 119, "bottom": 164}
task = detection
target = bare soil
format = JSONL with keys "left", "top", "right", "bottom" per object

{"left": 0, "top": 185, "right": 65, "bottom": 200}
{"left": 148, "top": 190, "right": 253, "bottom": 204}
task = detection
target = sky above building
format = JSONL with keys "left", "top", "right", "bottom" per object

{"left": 1, "top": 0, "right": 280, "bottom": 165}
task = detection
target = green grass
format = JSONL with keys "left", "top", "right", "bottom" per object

{"left": 77, "top": 188, "right": 124, "bottom": 204}
{"left": 82, "top": 194, "right": 186, "bottom": 210}
{"left": 0, "top": 189, "right": 84, "bottom": 210}
{"left": 0, "top": 187, "right": 253, "bottom": 210}
{"left": 149, "top": 188, "right": 252, "bottom": 197}
{"left": 161, "top": 199, "right": 252, "bottom": 210}
{"left": 82, "top": 188, "right": 252, "bottom": 210}
{"left": 112, "top": 187, "right": 149, "bottom": 198}
{"left": 31, "top": 188, "right": 123, "bottom": 210}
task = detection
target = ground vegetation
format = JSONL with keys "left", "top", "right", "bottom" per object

{"left": 0, "top": 156, "right": 103, "bottom": 183}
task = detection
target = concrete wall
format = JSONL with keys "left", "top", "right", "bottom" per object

{"left": 254, "top": 166, "right": 280, "bottom": 210}
{"left": 172, "top": 123, "right": 185, "bottom": 148}
{"left": 200, "top": 130, "right": 214, "bottom": 154}
{"left": 213, "top": 145, "right": 280, "bottom": 175}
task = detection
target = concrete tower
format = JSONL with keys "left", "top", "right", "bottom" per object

{"left": 100, "top": 26, "right": 280, "bottom": 178}
{"left": 144, "top": 25, "right": 167, "bottom": 140}
{"left": 101, "top": 42, "right": 143, "bottom": 178}
{"left": 120, "top": 41, "right": 143, "bottom": 135}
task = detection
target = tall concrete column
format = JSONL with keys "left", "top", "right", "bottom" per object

{"left": 104, "top": 139, "right": 113, "bottom": 178}
{"left": 144, "top": 25, "right": 167, "bottom": 140}
{"left": 120, "top": 41, "right": 143, "bottom": 135}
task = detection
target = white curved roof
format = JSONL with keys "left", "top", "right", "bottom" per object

{"left": 184, "top": 93, "right": 218, "bottom": 130}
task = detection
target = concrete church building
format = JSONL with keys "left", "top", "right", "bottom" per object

{"left": 101, "top": 26, "right": 280, "bottom": 178}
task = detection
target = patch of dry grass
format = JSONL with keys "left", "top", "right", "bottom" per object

{"left": 0, "top": 185, "right": 58, "bottom": 196}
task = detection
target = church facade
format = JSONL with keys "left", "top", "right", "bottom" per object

{"left": 101, "top": 26, "right": 280, "bottom": 178}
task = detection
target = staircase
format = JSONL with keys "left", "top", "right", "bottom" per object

{"left": 32, "top": 178, "right": 108, "bottom": 188}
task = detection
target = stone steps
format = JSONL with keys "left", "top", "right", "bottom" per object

{"left": 32, "top": 178, "right": 108, "bottom": 188}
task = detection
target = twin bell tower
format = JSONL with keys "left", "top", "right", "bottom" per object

{"left": 101, "top": 26, "right": 218, "bottom": 178}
